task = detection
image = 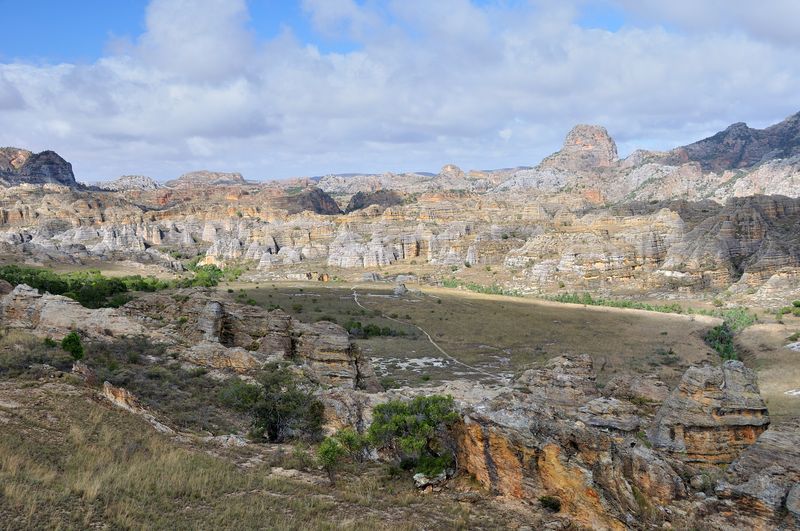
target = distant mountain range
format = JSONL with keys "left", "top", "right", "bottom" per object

{"left": 2, "top": 111, "right": 799, "bottom": 201}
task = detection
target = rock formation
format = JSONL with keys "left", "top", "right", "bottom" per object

{"left": 165, "top": 170, "right": 247, "bottom": 188}
{"left": 0, "top": 147, "right": 76, "bottom": 187}
{"left": 0, "top": 284, "right": 377, "bottom": 390}
{"left": 665, "top": 111, "right": 800, "bottom": 172}
{"left": 99, "top": 175, "right": 160, "bottom": 191}
{"left": 647, "top": 360, "right": 770, "bottom": 465}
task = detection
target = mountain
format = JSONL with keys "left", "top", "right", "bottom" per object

{"left": 665, "top": 111, "right": 800, "bottom": 172}
{"left": 0, "top": 147, "right": 76, "bottom": 187}
{"left": 494, "top": 112, "right": 800, "bottom": 203}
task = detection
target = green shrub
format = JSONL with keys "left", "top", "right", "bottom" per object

{"left": 0, "top": 265, "right": 177, "bottom": 308}
{"left": 334, "top": 427, "right": 369, "bottom": 463}
{"left": 704, "top": 323, "right": 737, "bottom": 360}
{"left": 233, "top": 363, "right": 325, "bottom": 443}
{"left": 367, "top": 395, "right": 459, "bottom": 476}
{"left": 317, "top": 437, "right": 346, "bottom": 486}
{"left": 61, "top": 332, "right": 84, "bottom": 360}
{"left": 218, "top": 378, "right": 262, "bottom": 411}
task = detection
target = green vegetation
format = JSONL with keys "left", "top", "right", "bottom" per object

{"left": 704, "top": 323, "right": 737, "bottom": 360}
{"left": 546, "top": 292, "right": 759, "bottom": 332}
{"left": 222, "top": 363, "right": 324, "bottom": 443}
{"left": 334, "top": 427, "right": 369, "bottom": 463}
{"left": 546, "top": 292, "right": 685, "bottom": 313}
{"left": 60, "top": 331, "right": 84, "bottom": 361}
{"left": 776, "top": 301, "right": 800, "bottom": 319}
{"left": 343, "top": 320, "right": 407, "bottom": 338}
{"left": 367, "top": 395, "right": 459, "bottom": 476}
{"left": 0, "top": 264, "right": 245, "bottom": 308}
{"left": 86, "top": 337, "right": 249, "bottom": 434}
{"left": 440, "top": 278, "right": 521, "bottom": 297}
{"left": 0, "top": 330, "right": 75, "bottom": 377}
{"left": 317, "top": 437, "right": 346, "bottom": 486}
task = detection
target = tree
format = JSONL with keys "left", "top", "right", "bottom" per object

{"left": 317, "top": 437, "right": 346, "bottom": 486}
{"left": 224, "top": 363, "right": 324, "bottom": 443}
{"left": 61, "top": 331, "right": 84, "bottom": 360}
{"left": 367, "top": 395, "right": 459, "bottom": 475}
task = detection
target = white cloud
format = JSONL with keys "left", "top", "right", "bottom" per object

{"left": 0, "top": 0, "right": 799, "bottom": 182}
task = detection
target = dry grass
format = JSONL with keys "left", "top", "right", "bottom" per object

{"left": 0, "top": 379, "right": 527, "bottom": 530}
{"left": 227, "top": 281, "right": 721, "bottom": 388}
{"left": 737, "top": 317, "right": 800, "bottom": 421}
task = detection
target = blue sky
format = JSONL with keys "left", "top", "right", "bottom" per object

{"left": 1, "top": 0, "right": 628, "bottom": 62}
{"left": 0, "top": 0, "right": 798, "bottom": 182}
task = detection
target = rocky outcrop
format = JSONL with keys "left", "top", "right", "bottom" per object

{"left": 539, "top": 124, "right": 619, "bottom": 172}
{"left": 345, "top": 190, "right": 405, "bottom": 213}
{"left": 99, "top": 175, "right": 160, "bottom": 191}
{"left": 121, "top": 290, "right": 377, "bottom": 389}
{"left": 165, "top": 170, "right": 247, "bottom": 188}
{"left": 705, "top": 419, "right": 800, "bottom": 530}
{"left": 0, "top": 284, "right": 373, "bottom": 389}
{"left": 0, "top": 148, "right": 77, "bottom": 187}
{"left": 453, "top": 355, "right": 686, "bottom": 530}
{"left": 647, "top": 360, "right": 770, "bottom": 465}
{"left": 0, "top": 284, "right": 151, "bottom": 339}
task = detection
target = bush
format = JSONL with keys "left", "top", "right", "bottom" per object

{"left": 240, "top": 363, "right": 325, "bottom": 443}
{"left": 0, "top": 331, "right": 74, "bottom": 377}
{"left": 61, "top": 332, "right": 84, "bottom": 360}
{"left": 218, "top": 378, "right": 262, "bottom": 411}
{"left": 317, "top": 437, "right": 346, "bottom": 486}
{"left": 334, "top": 427, "right": 369, "bottom": 463}
{"left": 367, "top": 395, "right": 459, "bottom": 476}
{"left": 704, "top": 323, "right": 737, "bottom": 360}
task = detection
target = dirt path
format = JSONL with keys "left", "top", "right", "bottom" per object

{"left": 350, "top": 286, "right": 505, "bottom": 382}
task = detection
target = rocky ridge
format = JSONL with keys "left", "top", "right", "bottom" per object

{"left": 0, "top": 147, "right": 76, "bottom": 187}
{"left": 99, "top": 175, "right": 160, "bottom": 191}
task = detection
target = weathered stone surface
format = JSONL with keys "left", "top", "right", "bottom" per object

{"left": 165, "top": 170, "right": 247, "bottom": 188}
{"left": 704, "top": 419, "right": 800, "bottom": 530}
{"left": 647, "top": 361, "right": 770, "bottom": 465}
{"left": 0, "top": 279, "right": 12, "bottom": 296}
{"left": 515, "top": 354, "right": 598, "bottom": 411}
{"left": 603, "top": 374, "right": 670, "bottom": 404}
{"left": 578, "top": 397, "right": 640, "bottom": 432}
{"left": 0, "top": 284, "right": 151, "bottom": 339}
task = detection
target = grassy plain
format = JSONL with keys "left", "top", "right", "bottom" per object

{"left": 225, "top": 280, "right": 721, "bottom": 388}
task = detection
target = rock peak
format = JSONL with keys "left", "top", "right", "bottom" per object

{"left": 539, "top": 124, "right": 618, "bottom": 171}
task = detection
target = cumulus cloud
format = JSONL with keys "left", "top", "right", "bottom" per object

{"left": 0, "top": 0, "right": 798, "bottom": 181}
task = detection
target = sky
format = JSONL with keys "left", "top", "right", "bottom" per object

{"left": 1, "top": 0, "right": 799, "bottom": 183}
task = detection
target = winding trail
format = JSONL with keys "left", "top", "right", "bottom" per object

{"left": 350, "top": 286, "right": 504, "bottom": 382}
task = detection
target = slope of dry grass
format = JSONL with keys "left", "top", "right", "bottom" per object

{"left": 0, "top": 377, "right": 533, "bottom": 530}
